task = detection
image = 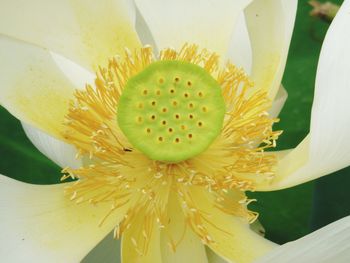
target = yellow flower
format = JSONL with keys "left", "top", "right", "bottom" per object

{"left": 0, "top": 1, "right": 350, "bottom": 263}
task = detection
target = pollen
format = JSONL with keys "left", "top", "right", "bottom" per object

{"left": 62, "top": 43, "right": 281, "bottom": 255}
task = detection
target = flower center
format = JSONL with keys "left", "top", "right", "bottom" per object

{"left": 62, "top": 44, "right": 281, "bottom": 255}
{"left": 117, "top": 60, "right": 225, "bottom": 163}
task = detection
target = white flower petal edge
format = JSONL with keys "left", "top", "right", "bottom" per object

{"left": 82, "top": 232, "right": 120, "bottom": 263}
{"left": 269, "top": 85, "right": 288, "bottom": 118}
{"left": 0, "top": 35, "right": 89, "bottom": 139}
{"left": 206, "top": 247, "right": 228, "bottom": 263}
{"left": 160, "top": 194, "right": 208, "bottom": 263}
{"left": 17, "top": 51, "right": 94, "bottom": 169}
{"left": 0, "top": 0, "right": 141, "bottom": 70}
{"left": 134, "top": 0, "right": 253, "bottom": 57}
{"left": 0, "top": 175, "right": 128, "bottom": 263}
{"left": 226, "top": 11, "right": 252, "bottom": 74}
{"left": 254, "top": 216, "right": 350, "bottom": 263}
{"left": 245, "top": 0, "right": 297, "bottom": 98}
{"left": 258, "top": 0, "right": 350, "bottom": 190}
{"left": 22, "top": 122, "right": 81, "bottom": 169}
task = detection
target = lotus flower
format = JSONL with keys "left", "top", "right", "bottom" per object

{"left": 1, "top": 0, "right": 350, "bottom": 263}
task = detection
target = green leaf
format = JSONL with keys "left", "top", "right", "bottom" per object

{"left": 0, "top": 106, "right": 60, "bottom": 184}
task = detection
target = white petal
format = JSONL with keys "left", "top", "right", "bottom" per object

{"left": 226, "top": 11, "right": 252, "bottom": 74}
{"left": 269, "top": 85, "right": 288, "bottom": 118}
{"left": 160, "top": 194, "right": 208, "bottom": 263}
{"left": 22, "top": 122, "right": 81, "bottom": 169}
{"left": 258, "top": 0, "right": 350, "bottom": 190}
{"left": 0, "top": 0, "right": 141, "bottom": 70}
{"left": 0, "top": 35, "right": 87, "bottom": 139}
{"left": 135, "top": 0, "right": 252, "bottom": 57}
{"left": 0, "top": 175, "right": 127, "bottom": 262}
{"left": 305, "top": 0, "right": 350, "bottom": 180}
{"left": 49, "top": 51, "right": 95, "bottom": 89}
{"left": 206, "top": 247, "right": 228, "bottom": 263}
{"left": 254, "top": 216, "right": 350, "bottom": 263}
{"left": 188, "top": 187, "right": 276, "bottom": 263}
{"left": 82, "top": 232, "right": 120, "bottom": 263}
{"left": 121, "top": 217, "right": 162, "bottom": 263}
{"left": 245, "top": 0, "right": 297, "bottom": 98}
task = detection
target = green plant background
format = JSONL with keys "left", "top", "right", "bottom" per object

{"left": 0, "top": 0, "right": 349, "bottom": 248}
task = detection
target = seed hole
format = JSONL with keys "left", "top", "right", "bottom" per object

{"left": 181, "top": 125, "right": 186, "bottom": 130}
{"left": 174, "top": 77, "right": 180, "bottom": 83}
{"left": 151, "top": 101, "right": 156, "bottom": 106}
{"left": 172, "top": 101, "right": 178, "bottom": 107}
{"left": 162, "top": 108, "right": 167, "bottom": 113}
{"left": 156, "top": 90, "right": 161, "bottom": 96}
{"left": 198, "top": 121, "right": 203, "bottom": 127}
{"left": 158, "top": 137, "right": 163, "bottom": 142}
{"left": 188, "top": 134, "right": 193, "bottom": 139}
{"left": 170, "top": 89, "right": 175, "bottom": 94}
{"left": 146, "top": 128, "right": 151, "bottom": 133}
{"left": 189, "top": 103, "right": 194, "bottom": 108}
{"left": 202, "top": 106, "right": 207, "bottom": 112}
{"left": 175, "top": 114, "right": 180, "bottom": 119}
{"left": 137, "top": 116, "right": 143, "bottom": 123}
{"left": 198, "top": 92, "right": 203, "bottom": 97}
{"left": 151, "top": 115, "right": 156, "bottom": 120}
{"left": 162, "top": 120, "right": 167, "bottom": 125}
{"left": 168, "top": 128, "right": 173, "bottom": 133}
{"left": 189, "top": 114, "right": 194, "bottom": 119}
{"left": 159, "top": 78, "right": 164, "bottom": 84}
{"left": 143, "top": 89, "right": 148, "bottom": 95}
{"left": 175, "top": 138, "right": 180, "bottom": 143}
{"left": 184, "top": 93, "right": 189, "bottom": 98}
{"left": 187, "top": 81, "right": 192, "bottom": 87}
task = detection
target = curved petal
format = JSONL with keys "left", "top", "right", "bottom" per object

{"left": 254, "top": 216, "right": 350, "bottom": 263}
{"left": 226, "top": 11, "right": 252, "bottom": 74}
{"left": 22, "top": 122, "right": 81, "bottom": 169}
{"left": 257, "top": 0, "right": 350, "bottom": 191}
{"left": 0, "top": 175, "right": 127, "bottom": 262}
{"left": 135, "top": 0, "right": 252, "bottom": 57}
{"left": 0, "top": 0, "right": 141, "bottom": 70}
{"left": 160, "top": 194, "right": 208, "bottom": 263}
{"left": 245, "top": 0, "right": 297, "bottom": 98}
{"left": 0, "top": 35, "right": 91, "bottom": 139}
{"left": 188, "top": 187, "right": 276, "bottom": 263}
{"left": 269, "top": 85, "right": 288, "bottom": 118}
{"left": 82, "top": 232, "right": 120, "bottom": 263}
{"left": 121, "top": 217, "right": 162, "bottom": 263}
{"left": 206, "top": 247, "right": 228, "bottom": 263}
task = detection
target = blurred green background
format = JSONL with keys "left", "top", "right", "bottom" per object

{"left": 0, "top": 0, "right": 348, "bottom": 245}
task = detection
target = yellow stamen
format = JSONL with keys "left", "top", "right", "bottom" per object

{"left": 62, "top": 43, "right": 281, "bottom": 254}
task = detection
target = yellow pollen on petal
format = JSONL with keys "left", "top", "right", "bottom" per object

{"left": 62, "top": 43, "right": 281, "bottom": 254}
